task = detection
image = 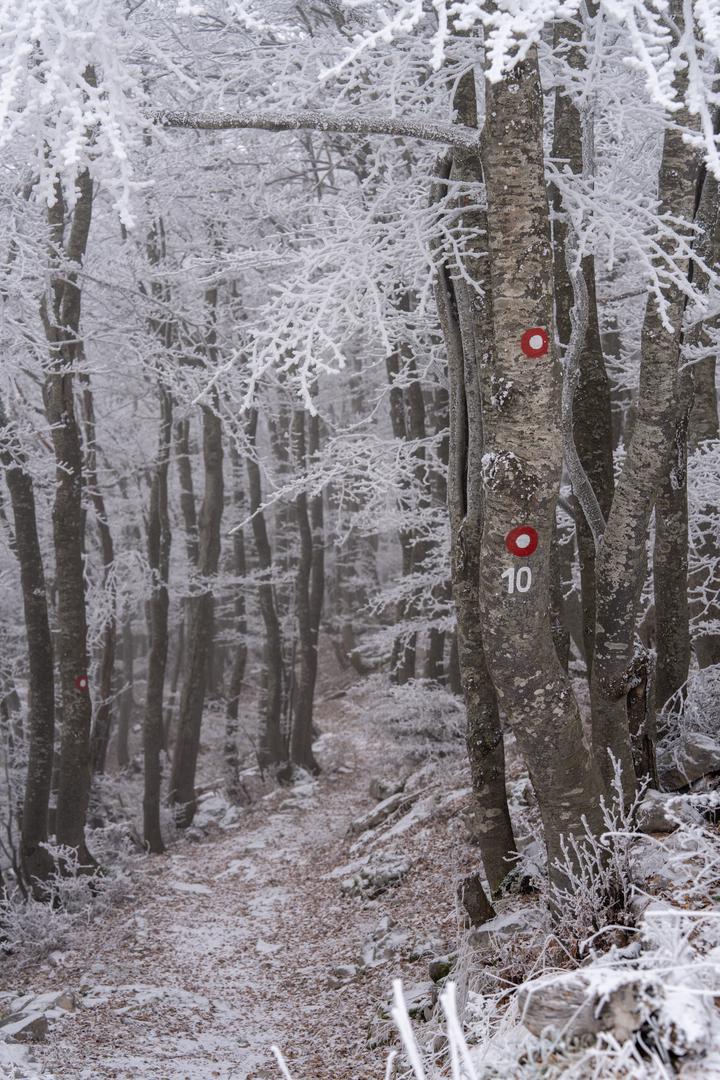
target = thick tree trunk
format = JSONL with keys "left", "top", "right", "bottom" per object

{"left": 0, "top": 401, "right": 55, "bottom": 889}
{"left": 592, "top": 14, "right": 699, "bottom": 793}
{"left": 169, "top": 393, "right": 224, "bottom": 827}
{"left": 480, "top": 50, "right": 603, "bottom": 878}
{"left": 41, "top": 169, "right": 95, "bottom": 863}
{"left": 432, "top": 68, "right": 517, "bottom": 895}
{"left": 246, "top": 409, "right": 285, "bottom": 770}
{"left": 143, "top": 387, "right": 172, "bottom": 853}
{"left": 688, "top": 170, "right": 720, "bottom": 669}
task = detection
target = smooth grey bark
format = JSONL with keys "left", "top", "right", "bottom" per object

{"left": 143, "top": 386, "right": 172, "bottom": 853}
{"left": 0, "top": 400, "right": 55, "bottom": 889}
{"left": 41, "top": 168, "right": 95, "bottom": 863}
{"left": 654, "top": 373, "right": 692, "bottom": 716}
{"left": 688, "top": 169, "right": 720, "bottom": 669}
{"left": 246, "top": 408, "right": 285, "bottom": 770}
{"left": 479, "top": 49, "right": 603, "bottom": 878}
{"left": 432, "top": 68, "right": 517, "bottom": 895}
{"left": 551, "top": 18, "right": 614, "bottom": 680}
{"left": 592, "top": 12, "right": 699, "bottom": 792}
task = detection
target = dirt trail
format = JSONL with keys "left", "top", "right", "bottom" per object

{"left": 8, "top": 690, "right": 474, "bottom": 1080}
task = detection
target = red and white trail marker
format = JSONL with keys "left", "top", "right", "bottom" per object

{"left": 505, "top": 525, "right": 538, "bottom": 558}
{"left": 520, "top": 327, "right": 549, "bottom": 358}
{"left": 74, "top": 674, "right": 88, "bottom": 692}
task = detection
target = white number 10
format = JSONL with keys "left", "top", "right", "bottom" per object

{"left": 502, "top": 566, "right": 532, "bottom": 594}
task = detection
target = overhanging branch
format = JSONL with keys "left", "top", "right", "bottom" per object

{"left": 154, "top": 109, "right": 479, "bottom": 150}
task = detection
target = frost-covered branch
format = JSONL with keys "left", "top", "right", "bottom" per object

{"left": 154, "top": 109, "right": 478, "bottom": 149}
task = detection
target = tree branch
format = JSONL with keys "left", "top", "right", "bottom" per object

{"left": 154, "top": 109, "right": 479, "bottom": 150}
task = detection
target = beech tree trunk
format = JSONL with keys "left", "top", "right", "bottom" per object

{"left": 0, "top": 399, "right": 55, "bottom": 889}
{"left": 386, "top": 335, "right": 417, "bottom": 682}
{"left": 592, "top": 12, "right": 698, "bottom": 792}
{"left": 116, "top": 618, "right": 133, "bottom": 769}
{"left": 688, "top": 169, "right": 720, "bottom": 669}
{"left": 246, "top": 408, "right": 285, "bottom": 770}
{"left": 480, "top": 50, "right": 603, "bottom": 877}
{"left": 289, "top": 410, "right": 320, "bottom": 773}
{"left": 224, "top": 445, "right": 248, "bottom": 804}
{"left": 432, "top": 65, "right": 517, "bottom": 895}
{"left": 41, "top": 168, "right": 95, "bottom": 863}
{"left": 143, "top": 386, "right": 172, "bottom": 853}
{"left": 551, "top": 17, "right": 615, "bottom": 680}
{"left": 81, "top": 373, "right": 117, "bottom": 776}
{"left": 169, "top": 388, "right": 224, "bottom": 827}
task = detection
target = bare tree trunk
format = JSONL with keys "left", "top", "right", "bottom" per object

{"left": 143, "top": 387, "right": 172, "bottom": 853}
{"left": 308, "top": 411, "right": 325, "bottom": 696}
{"left": 289, "top": 410, "right": 323, "bottom": 774}
{"left": 0, "top": 399, "right": 55, "bottom": 889}
{"left": 425, "top": 387, "right": 450, "bottom": 683}
{"left": 41, "top": 168, "right": 95, "bottom": 864}
{"left": 654, "top": 377, "right": 692, "bottom": 716}
{"left": 175, "top": 417, "right": 199, "bottom": 565}
{"left": 480, "top": 50, "right": 603, "bottom": 878}
{"left": 116, "top": 618, "right": 133, "bottom": 769}
{"left": 80, "top": 374, "right": 117, "bottom": 776}
{"left": 164, "top": 619, "right": 184, "bottom": 751}
{"left": 592, "top": 10, "right": 699, "bottom": 793}
{"left": 246, "top": 408, "right": 285, "bottom": 770}
{"left": 225, "top": 445, "right": 248, "bottom": 804}
{"left": 386, "top": 340, "right": 417, "bottom": 681}
{"left": 169, "top": 388, "right": 224, "bottom": 827}
{"left": 432, "top": 68, "right": 517, "bottom": 895}
{"left": 688, "top": 169, "right": 720, "bottom": 669}
{"left": 551, "top": 17, "right": 614, "bottom": 681}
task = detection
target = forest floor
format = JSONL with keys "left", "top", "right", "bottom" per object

{"left": 2, "top": 676, "right": 481, "bottom": 1080}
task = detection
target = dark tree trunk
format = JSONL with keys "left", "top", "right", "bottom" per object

{"left": 246, "top": 409, "right": 285, "bottom": 770}
{"left": 81, "top": 374, "right": 117, "bottom": 776}
{"left": 289, "top": 410, "right": 320, "bottom": 774}
{"left": 225, "top": 445, "right": 248, "bottom": 804}
{"left": 169, "top": 391, "right": 224, "bottom": 827}
{"left": 0, "top": 400, "right": 55, "bottom": 889}
{"left": 386, "top": 340, "right": 417, "bottom": 682}
{"left": 550, "top": 21, "right": 615, "bottom": 682}
{"left": 592, "top": 6, "right": 699, "bottom": 794}
{"left": 116, "top": 618, "right": 133, "bottom": 769}
{"left": 143, "top": 387, "right": 173, "bottom": 853}
{"left": 41, "top": 167, "right": 95, "bottom": 864}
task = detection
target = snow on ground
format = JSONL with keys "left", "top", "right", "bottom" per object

{"left": 1, "top": 682, "right": 481, "bottom": 1080}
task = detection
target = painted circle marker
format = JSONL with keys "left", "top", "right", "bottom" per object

{"left": 520, "top": 327, "right": 549, "bottom": 358}
{"left": 505, "top": 525, "right": 538, "bottom": 558}
{"left": 74, "top": 674, "right": 88, "bottom": 692}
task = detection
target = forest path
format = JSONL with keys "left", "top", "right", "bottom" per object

{"left": 10, "top": 685, "right": 468, "bottom": 1080}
